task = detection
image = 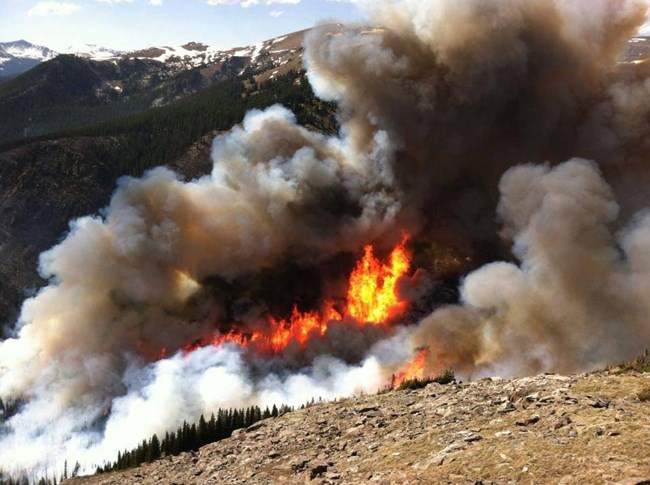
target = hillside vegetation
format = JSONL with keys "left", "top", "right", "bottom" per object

{"left": 0, "top": 69, "right": 336, "bottom": 325}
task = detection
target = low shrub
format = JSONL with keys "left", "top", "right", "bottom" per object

{"left": 395, "top": 369, "right": 456, "bottom": 391}
{"left": 617, "top": 350, "right": 650, "bottom": 374}
{"left": 638, "top": 387, "right": 650, "bottom": 402}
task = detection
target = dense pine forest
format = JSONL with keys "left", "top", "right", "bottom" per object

{"left": 0, "top": 69, "right": 337, "bottom": 178}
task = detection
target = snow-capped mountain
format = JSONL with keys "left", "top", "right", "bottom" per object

{"left": 0, "top": 40, "right": 57, "bottom": 77}
{"left": 62, "top": 44, "right": 122, "bottom": 61}
{"left": 124, "top": 30, "right": 306, "bottom": 74}
{"left": 0, "top": 29, "right": 307, "bottom": 81}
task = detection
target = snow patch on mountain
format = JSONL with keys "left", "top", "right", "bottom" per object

{"left": 63, "top": 44, "right": 122, "bottom": 60}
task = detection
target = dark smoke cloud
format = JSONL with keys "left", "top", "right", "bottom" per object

{"left": 1, "top": 0, "right": 650, "bottom": 477}
{"left": 306, "top": 0, "right": 649, "bottom": 236}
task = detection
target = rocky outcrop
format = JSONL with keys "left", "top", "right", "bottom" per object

{"left": 69, "top": 369, "right": 650, "bottom": 484}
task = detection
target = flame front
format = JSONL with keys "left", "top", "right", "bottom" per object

{"left": 394, "top": 348, "right": 430, "bottom": 388}
{"left": 268, "top": 306, "right": 325, "bottom": 351}
{"left": 179, "top": 238, "right": 411, "bottom": 356}
{"left": 346, "top": 236, "right": 410, "bottom": 324}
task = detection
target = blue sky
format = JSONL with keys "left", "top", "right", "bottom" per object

{"left": 0, "top": 0, "right": 369, "bottom": 51}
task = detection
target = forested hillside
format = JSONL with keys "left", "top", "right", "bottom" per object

{"left": 0, "top": 69, "right": 337, "bottom": 326}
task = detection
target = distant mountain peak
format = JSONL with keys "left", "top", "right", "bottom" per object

{"left": 0, "top": 40, "right": 57, "bottom": 77}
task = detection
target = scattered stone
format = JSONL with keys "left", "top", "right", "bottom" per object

{"left": 246, "top": 421, "right": 267, "bottom": 433}
{"left": 498, "top": 401, "right": 517, "bottom": 413}
{"left": 524, "top": 393, "right": 540, "bottom": 402}
{"left": 516, "top": 414, "right": 541, "bottom": 426}
{"left": 355, "top": 406, "right": 379, "bottom": 413}
{"left": 308, "top": 461, "right": 328, "bottom": 479}
{"left": 553, "top": 415, "right": 572, "bottom": 430}
{"left": 459, "top": 431, "right": 483, "bottom": 443}
{"left": 290, "top": 456, "right": 310, "bottom": 473}
{"left": 587, "top": 397, "right": 611, "bottom": 409}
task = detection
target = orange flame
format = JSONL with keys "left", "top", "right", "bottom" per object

{"left": 177, "top": 237, "right": 411, "bottom": 357}
{"left": 268, "top": 306, "right": 325, "bottom": 352}
{"left": 346, "top": 236, "right": 410, "bottom": 323}
{"left": 394, "top": 348, "right": 430, "bottom": 388}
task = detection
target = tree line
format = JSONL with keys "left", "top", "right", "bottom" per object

{"left": 0, "top": 402, "right": 294, "bottom": 485}
{"left": 0, "top": 69, "right": 338, "bottom": 182}
{"left": 101, "top": 403, "right": 293, "bottom": 473}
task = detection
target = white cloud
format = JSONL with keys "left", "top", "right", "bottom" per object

{"left": 270, "top": 10, "right": 283, "bottom": 17}
{"left": 205, "top": 0, "right": 301, "bottom": 6}
{"left": 27, "top": 1, "right": 81, "bottom": 16}
{"left": 95, "top": 0, "right": 162, "bottom": 4}
{"left": 206, "top": 0, "right": 258, "bottom": 6}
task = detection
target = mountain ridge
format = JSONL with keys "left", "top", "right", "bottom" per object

{"left": 0, "top": 30, "right": 307, "bottom": 82}
{"left": 0, "top": 29, "right": 307, "bottom": 144}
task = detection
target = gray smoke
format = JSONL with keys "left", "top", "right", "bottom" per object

{"left": 1, "top": 0, "right": 650, "bottom": 478}
{"left": 411, "top": 159, "right": 650, "bottom": 377}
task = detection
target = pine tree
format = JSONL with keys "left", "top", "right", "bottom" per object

{"left": 146, "top": 434, "right": 161, "bottom": 463}
{"left": 198, "top": 415, "right": 208, "bottom": 447}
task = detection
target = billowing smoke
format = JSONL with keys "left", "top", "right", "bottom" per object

{"left": 2, "top": 0, "right": 650, "bottom": 478}
{"left": 411, "top": 158, "right": 650, "bottom": 377}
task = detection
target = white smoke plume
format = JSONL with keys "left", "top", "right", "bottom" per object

{"left": 2, "top": 0, "right": 650, "bottom": 478}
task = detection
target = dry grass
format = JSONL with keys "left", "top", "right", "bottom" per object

{"left": 613, "top": 350, "right": 650, "bottom": 374}
{"left": 638, "top": 387, "right": 650, "bottom": 402}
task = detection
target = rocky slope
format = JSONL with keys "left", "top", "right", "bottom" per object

{"left": 68, "top": 369, "right": 650, "bottom": 484}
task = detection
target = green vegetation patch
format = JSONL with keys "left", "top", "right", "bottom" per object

{"left": 395, "top": 369, "right": 456, "bottom": 391}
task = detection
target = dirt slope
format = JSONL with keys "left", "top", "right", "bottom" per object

{"left": 69, "top": 369, "right": 650, "bottom": 484}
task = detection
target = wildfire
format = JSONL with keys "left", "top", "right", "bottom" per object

{"left": 394, "top": 348, "right": 430, "bottom": 388}
{"left": 268, "top": 306, "right": 325, "bottom": 351}
{"left": 177, "top": 237, "right": 411, "bottom": 356}
{"left": 346, "top": 236, "right": 410, "bottom": 324}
